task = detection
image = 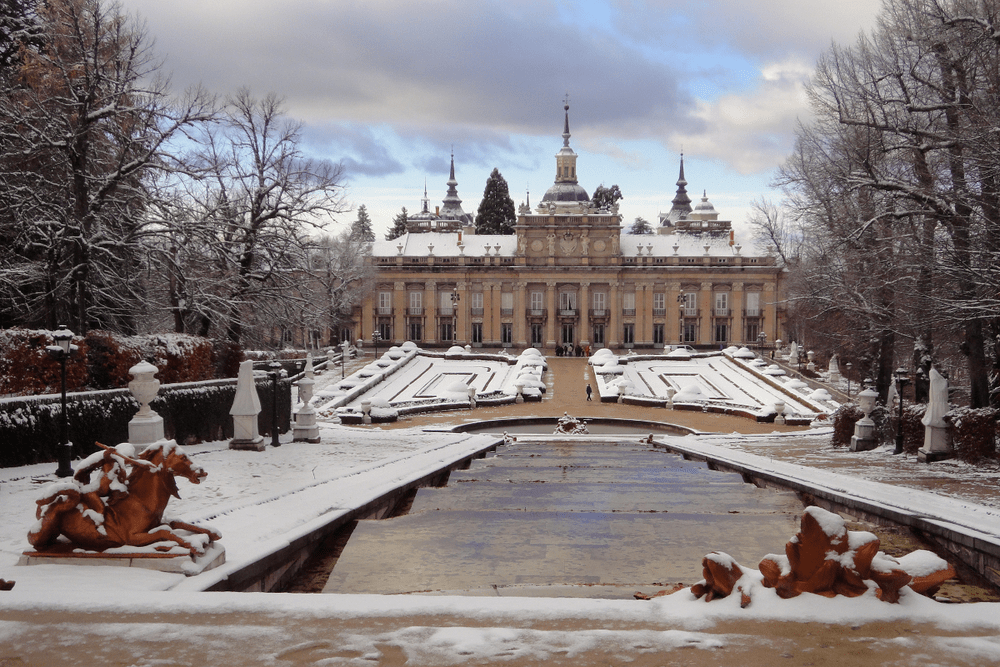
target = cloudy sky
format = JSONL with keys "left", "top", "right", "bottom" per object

{"left": 119, "top": 0, "right": 881, "bottom": 238}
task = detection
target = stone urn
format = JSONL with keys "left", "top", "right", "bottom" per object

{"left": 127, "top": 361, "right": 164, "bottom": 448}
{"left": 774, "top": 400, "right": 786, "bottom": 425}
{"left": 850, "top": 388, "right": 879, "bottom": 451}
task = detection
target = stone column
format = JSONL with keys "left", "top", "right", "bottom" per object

{"left": 514, "top": 281, "right": 527, "bottom": 347}
{"left": 455, "top": 280, "right": 468, "bottom": 344}
{"left": 545, "top": 281, "right": 557, "bottom": 348}
{"left": 425, "top": 280, "right": 437, "bottom": 345}
{"left": 579, "top": 281, "right": 590, "bottom": 348}
{"left": 393, "top": 282, "right": 406, "bottom": 345}
{"left": 608, "top": 280, "right": 620, "bottom": 348}
{"left": 667, "top": 281, "right": 680, "bottom": 345}
{"left": 699, "top": 282, "right": 713, "bottom": 346}
{"left": 484, "top": 281, "right": 498, "bottom": 345}
{"left": 639, "top": 282, "right": 652, "bottom": 346}
{"left": 732, "top": 282, "right": 744, "bottom": 344}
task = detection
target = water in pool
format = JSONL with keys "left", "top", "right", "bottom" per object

{"left": 321, "top": 438, "right": 804, "bottom": 598}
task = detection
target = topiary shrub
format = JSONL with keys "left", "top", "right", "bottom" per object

{"left": 0, "top": 328, "right": 89, "bottom": 395}
{"left": 831, "top": 404, "right": 863, "bottom": 447}
{"left": 947, "top": 407, "right": 999, "bottom": 464}
{"left": 138, "top": 334, "right": 215, "bottom": 384}
{"left": 85, "top": 330, "right": 142, "bottom": 389}
{"left": 211, "top": 339, "right": 244, "bottom": 379}
{"left": 899, "top": 403, "right": 926, "bottom": 454}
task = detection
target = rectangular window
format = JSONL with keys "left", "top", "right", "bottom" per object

{"left": 439, "top": 291, "right": 453, "bottom": 315}
{"left": 409, "top": 321, "right": 422, "bottom": 341}
{"left": 682, "top": 322, "right": 696, "bottom": 342}
{"left": 530, "top": 324, "right": 544, "bottom": 346}
{"left": 409, "top": 291, "right": 422, "bottom": 315}
{"left": 500, "top": 292, "right": 512, "bottom": 315}
{"left": 378, "top": 322, "right": 391, "bottom": 342}
{"left": 653, "top": 293, "right": 665, "bottom": 315}
{"left": 745, "top": 292, "right": 760, "bottom": 317}
{"left": 440, "top": 321, "right": 454, "bottom": 341}
{"left": 500, "top": 323, "right": 512, "bottom": 345}
{"left": 623, "top": 292, "right": 636, "bottom": 316}
{"left": 682, "top": 292, "right": 697, "bottom": 317}
{"left": 653, "top": 323, "right": 664, "bottom": 345}
{"left": 473, "top": 292, "right": 485, "bottom": 310}
{"left": 623, "top": 323, "right": 635, "bottom": 345}
{"left": 745, "top": 321, "right": 759, "bottom": 344}
{"left": 714, "top": 292, "right": 729, "bottom": 316}
{"left": 592, "top": 292, "right": 606, "bottom": 312}
{"left": 714, "top": 322, "right": 728, "bottom": 344}
{"left": 562, "top": 324, "right": 575, "bottom": 345}
{"left": 592, "top": 323, "right": 605, "bottom": 345}
{"left": 471, "top": 322, "right": 483, "bottom": 344}
{"left": 530, "top": 291, "right": 544, "bottom": 311}
{"left": 378, "top": 291, "right": 392, "bottom": 315}
{"left": 559, "top": 292, "right": 577, "bottom": 311}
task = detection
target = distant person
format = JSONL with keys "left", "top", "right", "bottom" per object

{"left": 575, "top": 344, "right": 583, "bottom": 357}
{"left": 586, "top": 383, "right": 593, "bottom": 401}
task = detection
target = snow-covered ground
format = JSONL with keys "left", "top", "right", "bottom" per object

{"left": 3, "top": 350, "right": 1000, "bottom": 664}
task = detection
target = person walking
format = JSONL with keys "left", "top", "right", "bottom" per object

{"left": 586, "top": 383, "right": 592, "bottom": 401}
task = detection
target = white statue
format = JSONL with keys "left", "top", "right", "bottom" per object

{"left": 922, "top": 368, "right": 949, "bottom": 429}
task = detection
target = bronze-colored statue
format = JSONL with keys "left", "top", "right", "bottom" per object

{"left": 28, "top": 441, "right": 220, "bottom": 558}
{"left": 688, "top": 506, "right": 955, "bottom": 605}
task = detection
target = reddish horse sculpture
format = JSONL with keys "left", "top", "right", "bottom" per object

{"left": 28, "top": 441, "right": 221, "bottom": 558}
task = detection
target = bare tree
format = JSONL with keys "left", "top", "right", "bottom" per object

{"left": 0, "top": 0, "right": 215, "bottom": 333}
{"left": 176, "top": 89, "right": 348, "bottom": 346}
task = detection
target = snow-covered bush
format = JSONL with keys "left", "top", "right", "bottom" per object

{"left": 948, "top": 407, "right": 999, "bottom": 463}
{"left": 0, "top": 328, "right": 89, "bottom": 395}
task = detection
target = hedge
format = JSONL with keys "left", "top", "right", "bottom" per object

{"left": 0, "top": 377, "right": 291, "bottom": 468}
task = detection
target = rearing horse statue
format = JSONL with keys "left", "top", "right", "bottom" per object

{"left": 28, "top": 441, "right": 221, "bottom": 558}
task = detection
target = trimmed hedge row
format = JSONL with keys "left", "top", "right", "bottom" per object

{"left": 0, "top": 377, "right": 291, "bottom": 468}
{"left": 832, "top": 401, "right": 998, "bottom": 463}
{"left": 0, "top": 329, "right": 244, "bottom": 395}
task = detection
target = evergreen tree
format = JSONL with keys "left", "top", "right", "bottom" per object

{"left": 350, "top": 204, "right": 375, "bottom": 242}
{"left": 591, "top": 184, "right": 623, "bottom": 210}
{"left": 626, "top": 216, "right": 653, "bottom": 234}
{"left": 385, "top": 207, "right": 408, "bottom": 240}
{"left": 475, "top": 168, "right": 516, "bottom": 235}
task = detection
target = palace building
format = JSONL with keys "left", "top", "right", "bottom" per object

{"left": 357, "top": 104, "right": 785, "bottom": 351}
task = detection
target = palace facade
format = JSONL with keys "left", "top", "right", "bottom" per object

{"left": 357, "top": 105, "right": 785, "bottom": 351}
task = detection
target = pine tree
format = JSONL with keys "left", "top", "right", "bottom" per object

{"left": 475, "top": 168, "right": 516, "bottom": 235}
{"left": 627, "top": 216, "right": 653, "bottom": 234}
{"left": 385, "top": 207, "right": 408, "bottom": 240}
{"left": 351, "top": 205, "right": 375, "bottom": 242}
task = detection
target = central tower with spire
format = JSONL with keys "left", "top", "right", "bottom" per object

{"left": 539, "top": 97, "right": 591, "bottom": 208}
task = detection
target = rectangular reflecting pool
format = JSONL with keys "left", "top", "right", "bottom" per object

{"left": 321, "top": 439, "right": 804, "bottom": 598}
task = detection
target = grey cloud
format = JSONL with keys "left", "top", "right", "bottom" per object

{"left": 120, "top": 0, "right": 698, "bottom": 141}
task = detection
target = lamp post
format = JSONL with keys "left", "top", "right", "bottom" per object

{"left": 341, "top": 339, "right": 349, "bottom": 378}
{"left": 846, "top": 362, "right": 853, "bottom": 399}
{"left": 372, "top": 330, "right": 382, "bottom": 359}
{"left": 450, "top": 291, "right": 460, "bottom": 343}
{"left": 757, "top": 331, "right": 766, "bottom": 357}
{"left": 893, "top": 368, "right": 910, "bottom": 455}
{"left": 269, "top": 361, "right": 283, "bottom": 448}
{"left": 49, "top": 325, "right": 75, "bottom": 477}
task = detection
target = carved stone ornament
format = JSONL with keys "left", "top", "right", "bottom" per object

{"left": 559, "top": 231, "right": 577, "bottom": 255}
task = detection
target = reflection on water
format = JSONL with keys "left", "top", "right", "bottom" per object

{"left": 322, "top": 439, "right": 804, "bottom": 598}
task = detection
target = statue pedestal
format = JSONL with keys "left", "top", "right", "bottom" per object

{"left": 128, "top": 414, "right": 164, "bottom": 450}
{"left": 230, "top": 415, "right": 265, "bottom": 451}
{"left": 918, "top": 425, "right": 952, "bottom": 463}
{"left": 849, "top": 419, "right": 877, "bottom": 452}
{"left": 293, "top": 406, "right": 321, "bottom": 443}
{"left": 19, "top": 541, "right": 225, "bottom": 576}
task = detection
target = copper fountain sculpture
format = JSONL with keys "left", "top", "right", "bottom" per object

{"left": 28, "top": 441, "right": 221, "bottom": 558}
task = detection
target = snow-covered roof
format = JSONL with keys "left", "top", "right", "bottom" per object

{"left": 371, "top": 230, "right": 771, "bottom": 259}
{"left": 372, "top": 232, "right": 517, "bottom": 258}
